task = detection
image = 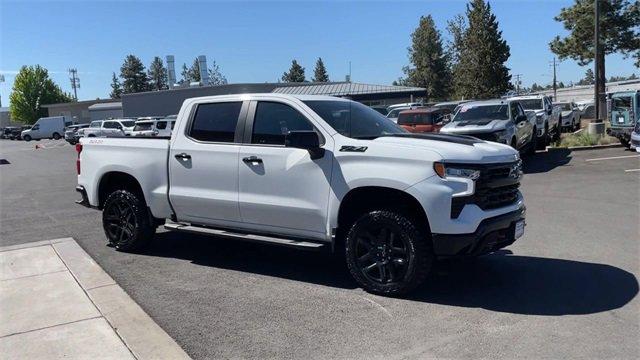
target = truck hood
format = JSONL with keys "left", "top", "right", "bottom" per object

{"left": 372, "top": 134, "right": 519, "bottom": 163}
{"left": 439, "top": 119, "right": 507, "bottom": 134}
{"left": 561, "top": 110, "right": 573, "bottom": 117}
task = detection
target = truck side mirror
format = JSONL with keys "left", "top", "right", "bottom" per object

{"left": 285, "top": 131, "right": 324, "bottom": 159}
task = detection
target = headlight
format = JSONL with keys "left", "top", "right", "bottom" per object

{"left": 434, "top": 162, "right": 481, "bottom": 180}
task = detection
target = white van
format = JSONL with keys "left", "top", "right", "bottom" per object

{"left": 21, "top": 116, "right": 72, "bottom": 141}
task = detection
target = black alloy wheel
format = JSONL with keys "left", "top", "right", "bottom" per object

{"left": 102, "top": 190, "right": 154, "bottom": 251}
{"left": 345, "top": 210, "right": 432, "bottom": 296}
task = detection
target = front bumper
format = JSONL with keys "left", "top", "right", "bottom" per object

{"left": 431, "top": 207, "right": 525, "bottom": 257}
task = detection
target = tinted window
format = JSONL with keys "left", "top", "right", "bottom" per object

{"left": 397, "top": 113, "right": 433, "bottom": 125}
{"left": 133, "top": 123, "right": 153, "bottom": 131}
{"left": 90, "top": 121, "right": 101, "bottom": 128}
{"left": 519, "top": 99, "right": 543, "bottom": 110}
{"left": 190, "top": 102, "right": 242, "bottom": 142}
{"left": 103, "top": 122, "right": 117, "bottom": 129}
{"left": 252, "top": 102, "right": 313, "bottom": 145}
{"left": 156, "top": 121, "right": 167, "bottom": 130}
{"left": 304, "top": 100, "right": 405, "bottom": 139}
{"left": 121, "top": 120, "right": 136, "bottom": 127}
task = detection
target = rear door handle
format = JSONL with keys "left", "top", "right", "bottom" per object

{"left": 175, "top": 153, "right": 191, "bottom": 160}
{"left": 242, "top": 156, "right": 263, "bottom": 164}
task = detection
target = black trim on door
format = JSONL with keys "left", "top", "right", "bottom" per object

{"left": 182, "top": 100, "right": 250, "bottom": 145}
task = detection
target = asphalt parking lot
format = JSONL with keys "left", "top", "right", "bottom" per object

{"left": 1, "top": 139, "right": 638, "bottom": 359}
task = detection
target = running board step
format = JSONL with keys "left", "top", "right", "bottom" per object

{"left": 164, "top": 222, "right": 327, "bottom": 250}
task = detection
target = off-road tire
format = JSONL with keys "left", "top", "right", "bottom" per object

{"left": 102, "top": 190, "right": 154, "bottom": 252}
{"left": 345, "top": 210, "right": 433, "bottom": 296}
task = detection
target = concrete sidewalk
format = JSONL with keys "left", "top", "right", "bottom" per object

{"left": 0, "top": 238, "right": 190, "bottom": 359}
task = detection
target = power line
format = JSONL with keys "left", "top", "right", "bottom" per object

{"left": 68, "top": 68, "right": 80, "bottom": 101}
{"left": 513, "top": 74, "right": 522, "bottom": 95}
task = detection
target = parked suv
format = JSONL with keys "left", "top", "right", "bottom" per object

{"left": 397, "top": 108, "right": 446, "bottom": 133}
{"left": 130, "top": 116, "right": 176, "bottom": 137}
{"left": 555, "top": 102, "right": 581, "bottom": 132}
{"left": 82, "top": 119, "right": 136, "bottom": 138}
{"left": 76, "top": 94, "right": 526, "bottom": 296}
{"left": 439, "top": 99, "right": 537, "bottom": 154}
{"left": 508, "top": 95, "right": 560, "bottom": 148}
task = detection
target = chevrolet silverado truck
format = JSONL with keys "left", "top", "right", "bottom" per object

{"left": 508, "top": 95, "right": 560, "bottom": 148}
{"left": 439, "top": 99, "right": 537, "bottom": 155}
{"left": 76, "top": 94, "right": 526, "bottom": 296}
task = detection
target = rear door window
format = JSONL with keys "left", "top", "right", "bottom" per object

{"left": 156, "top": 121, "right": 167, "bottom": 130}
{"left": 189, "top": 102, "right": 242, "bottom": 143}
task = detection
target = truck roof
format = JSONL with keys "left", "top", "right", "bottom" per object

{"left": 460, "top": 99, "right": 511, "bottom": 107}
{"left": 187, "top": 93, "right": 351, "bottom": 103}
{"left": 508, "top": 95, "right": 545, "bottom": 100}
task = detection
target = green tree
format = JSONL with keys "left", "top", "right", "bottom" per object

{"left": 120, "top": 55, "right": 149, "bottom": 93}
{"left": 186, "top": 58, "right": 202, "bottom": 83}
{"left": 312, "top": 58, "right": 329, "bottom": 82}
{"left": 9, "top": 65, "right": 72, "bottom": 124}
{"left": 148, "top": 56, "right": 168, "bottom": 91}
{"left": 207, "top": 60, "right": 228, "bottom": 85}
{"left": 550, "top": 0, "right": 639, "bottom": 118}
{"left": 404, "top": 15, "right": 451, "bottom": 101}
{"left": 579, "top": 68, "right": 595, "bottom": 85}
{"left": 281, "top": 60, "right": 306, "bottom": 82}
{"left": 109, "top": 72, "right": 123, "bottom": 99}
{"left": 452, "top": 0, "right": 512, "bottom": 99}
{"left": 179, "top": 63, "right": 190, "bottom": 84}
{"left": 446, "top": 14, "right": 467, "bottom": 67}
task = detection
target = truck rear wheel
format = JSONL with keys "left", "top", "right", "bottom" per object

{"left": 102, "top": 189, "right": 155, "bottom": 252}
{"left": 345, "top": 210, "right": 433, "bottom": 296}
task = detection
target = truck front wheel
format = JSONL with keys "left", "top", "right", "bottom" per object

{"left": 345, "top": 210, "right": 433, "bottom": 296}
{"left": 102, "top": 189, "right": 155, "bottom": 251}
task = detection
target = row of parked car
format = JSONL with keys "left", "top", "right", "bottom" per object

{"left": 1, "top": 115, "right": 178, "bottom": 145}
{"left": 376, "top": 94, "right": 586, "bottom": 154}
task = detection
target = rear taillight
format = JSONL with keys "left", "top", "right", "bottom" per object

{"left": 76, "top": 143, "right": 82, "bottom": 175}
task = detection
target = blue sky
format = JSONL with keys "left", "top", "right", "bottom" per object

{"left": 0, "top": 0, "right": 637, "bottom": 105}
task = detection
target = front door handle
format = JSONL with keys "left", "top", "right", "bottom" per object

{"left": 242, "top": 156, "right": 263, "bottom": 164}
{"left": 175, "top": 153, "right": 191, "bottom": 160}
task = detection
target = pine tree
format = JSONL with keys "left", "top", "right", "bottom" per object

{"left": 581, "top": 68, "right": 595, "bottom": 85}
{"left": 281, "top": 60, "right": 306, "bottom": 82}
{"left": 180, "top": 63, "right": 189, "bottom": 84}
{"left": 404, "top": 15, "right": 451, "bottom": 101}
{"left": 453, "top": 0, "right": 512, "bottom": 99}
{"left": 148, "top": 56, "right": 168, "bottom": 91}
{"left": 120, "top": 55, "right": 150, "bottom": 93}
{"left": 550, "top": 0, "right": 639, "bottom": 118}
{"left": 312, "top": 58, "right": 329, "bottom": 82}
{"left": 109, "top": 72, "right": 123, "bottom": 99}
{"left": 207, "top": 60, "right": 228, "bottom": 85}
{"left": 187, "top": 58, "right": 201, "bottom": 82}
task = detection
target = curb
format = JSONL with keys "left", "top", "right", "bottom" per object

{"left": 1, "top": 238, "right": 191, "bottom": 360}
{"left": 548, "top": 143, "right": 623, "bottom": 151}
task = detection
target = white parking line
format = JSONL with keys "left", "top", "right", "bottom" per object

{"left": 624, "top": 169, "right": 640, "bottom": 172}
{"left": 585, "top": 155, "right": 640, "bottom": 162}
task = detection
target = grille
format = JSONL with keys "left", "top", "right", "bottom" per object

{"left": 471, "top": 132, "right": 496, "bottom": 142}
{"left": 450, "top": 161, "right": 521, "bottom": 218}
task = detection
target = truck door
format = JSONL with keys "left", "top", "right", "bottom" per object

{"left": 169, "top": 101, "right": 247, "bottom": 226}
{"left": 238, "top": 100, "right": 333, "bottom": 239}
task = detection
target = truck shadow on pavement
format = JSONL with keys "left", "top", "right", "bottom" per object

{"left": 524, "top": 148, "right": 572, "bottom": 174}
{"left": 411, "top": 251, "right": 639, "bottom": 316}
{"left": 145, "top": 233, "right": 637, "bottom": 316}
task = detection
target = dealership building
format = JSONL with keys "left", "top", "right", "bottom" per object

{"left": 121, "top": 82, "right": 427, "bottom": 118}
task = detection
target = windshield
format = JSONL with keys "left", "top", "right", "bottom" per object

{"left": 133, "top": 123, "right": 153, "bottom": 131}
{"left": 90, "top": 121, "right": 101, "bottom": 128}
{"left": 519, "top": 99, "right": 543, "bottom": 110}
{"left": 120, "top": 120, "right": 136, "bottom": 128}
{"left": 453, "top": 104, "right": 509, "bottom": 122}
{"left": 612, "top": 96, "right": 632, "bottom": 112}
{"left": 557, "top": 103, "right": 572, "bottom": 111}
{"left": 304, "top": 100, "right": 406, "bottom": 139}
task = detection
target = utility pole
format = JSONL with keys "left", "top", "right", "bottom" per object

{"left": 550, "top": 57, "right": 558, "bottom": 101}
{"left": 68, "top": 68, "right": 80, "bottom": 101}
{"left": 0, "top": 74, "right": 5, "bottom": 107}
{"left": 593, "top": 0, "right": 601, "bottom": 121}
{"left": 512, "top": 74, "right": 522, "bottom": 95}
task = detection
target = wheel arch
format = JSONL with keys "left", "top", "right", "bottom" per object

{"left": 336, "top": 186, "right": 431, "bottom": 239}
{"left": 97, "top": 171, "right": 146, "bottom": 209}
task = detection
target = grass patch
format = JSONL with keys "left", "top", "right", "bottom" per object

{"left": 555, "top": 131, "right": 619, "bottom": 148}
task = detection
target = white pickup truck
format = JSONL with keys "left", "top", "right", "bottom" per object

{"left": 76, "top": 94, "right": 526, "bottom": 296}
{"left": 508, "top": 95, "right": 561, "bottom": 148}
